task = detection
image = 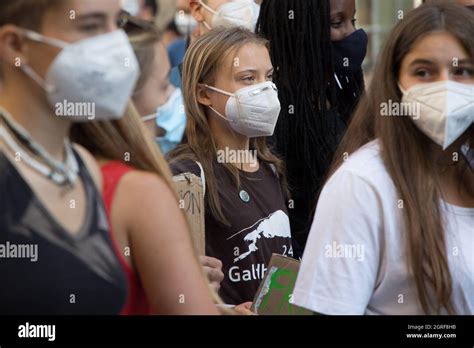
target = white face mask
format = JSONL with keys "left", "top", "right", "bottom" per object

{"left": 20, "top": 29, "right": 140, "bottom": 122}
{"left": 175, "top": 11, "right": 198, "bottom": 36}
{"left": 400, "top": 80, "right": 474, "bottom": 149}
{"left": 199, "top": 0, "right": 254, "bottom": 31}
{"left": 121, "top": 0, "right": 140, "bottom": 16}
{"left": 203, "top": 81, "right": 281, "bottom": 137}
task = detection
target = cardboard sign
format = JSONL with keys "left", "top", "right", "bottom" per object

{"left": 172, "top": 173, "right": 205, "bottom": 255}
{"left": 251, "top": 254, "right": 313, "bottom": 315}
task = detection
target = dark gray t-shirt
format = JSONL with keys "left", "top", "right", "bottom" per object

{"left": 0, "top": 150, "right": 128, "bottom": 314}
{"left": 171, "top": 159, "right": 293, "bottom": 305}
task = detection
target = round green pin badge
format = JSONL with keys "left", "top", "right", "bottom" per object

{"left": 239, "top": 190, "right": 250, "bottom": 203}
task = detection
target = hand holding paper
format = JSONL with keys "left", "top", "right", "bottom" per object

{"left": 234, "top": 301, "right": 256, "bottom": 315}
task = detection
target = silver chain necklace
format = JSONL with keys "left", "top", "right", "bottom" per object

{"left": 0, "top": 110, "right": 79, "bottom": 187}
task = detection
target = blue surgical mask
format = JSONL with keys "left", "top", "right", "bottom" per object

{"left": 142, "top": 88, "right": 186, "bottom": 155}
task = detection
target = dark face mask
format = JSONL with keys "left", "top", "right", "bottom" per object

{"left": 332, "top": 28, "right": 368, "bottom": 74}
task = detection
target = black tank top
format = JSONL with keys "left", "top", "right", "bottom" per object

{"left": 0, "top": 149, "right": 128, "bottom": 314}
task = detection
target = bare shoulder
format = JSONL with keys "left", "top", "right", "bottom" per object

{"left": 115, "top": 170, "right": 180, "bottom": 228}
{"left": 72, "top": 143, "right": 103, "bottom": 191}
{"left": 118, "top": 170, "right": 175, "bottom": 202}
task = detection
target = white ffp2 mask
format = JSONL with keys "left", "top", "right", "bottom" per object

{"left": 199, "top": 0, "right": 254, "bottom": 31}
{"left": 400, "top": 80, "right": 474, "bottom": 149}
{"left": 204, "top": 81, "right": 281, "bottom": 137}
{"left": 175, "top": 11, "right": 198, "bottom": 35}
{"left": 21, "top": 29, "right": 140, "bottom": 122}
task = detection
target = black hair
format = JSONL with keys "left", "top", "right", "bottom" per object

{"left": 257, "top": 0, "right": 348, "bottom": 256}
{"left": 256, "top": 1, "right": 345, "bottom": 199}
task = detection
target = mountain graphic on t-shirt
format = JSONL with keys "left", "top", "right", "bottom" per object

{"left": 227, "top": 210, "right": 291, "bottom": 263}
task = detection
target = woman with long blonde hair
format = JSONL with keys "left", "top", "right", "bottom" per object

{"left": 71, "top": 15, "right": 221, "bottom": 315}
{"left": 126, "top": 16, "right": 188, "bottom": 156}
{"left": 169, "top": 27, "right": 293, "bottom": 306}
{"left": 71, "top": 100, "right": 220, "bottom": 314}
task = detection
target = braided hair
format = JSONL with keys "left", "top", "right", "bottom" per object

{"left": 257, "top": 0, "right": 345, "bottom": 213}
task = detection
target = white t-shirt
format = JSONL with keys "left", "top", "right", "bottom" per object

{"left": 293, "top": 140, "right": 474, "bottom": 315}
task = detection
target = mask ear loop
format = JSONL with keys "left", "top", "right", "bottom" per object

{"left": 201, "top": 84, "right": 236, "bottom": 123}
{"left": 199, "top": 0, "right": 218, "bottom": 15}
{"left": 142, "top": 113, "right": 158, "bottom": 122}
{"left": 22, "top": 29, "right": 68, "bottom": 49}
{"left": 202, "top": 21, "right": 212, "bottom": 30}
{"left": 199, "top": 0, "right": 217, "bottom": 30}
{"left": 20, "top": 65, "right": 56, "bottom": 94}
{"left": 142, "top": 87, "right": 182, "bottom": 122}
{"left": 20, "top": 29, "right": 67, "bottom": 94}
{"left": 208, "top": 105, "right": 230, "bottom": 121}
{"left": 398, "top": 83, "right": 408, "bottom": 95}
